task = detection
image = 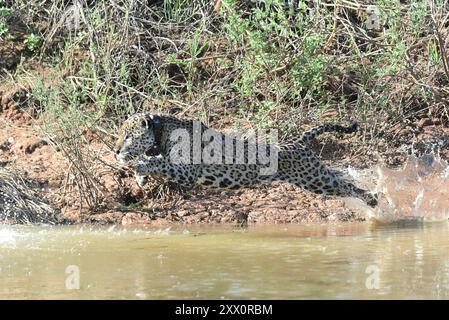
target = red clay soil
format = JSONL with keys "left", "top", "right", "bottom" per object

{"left": 0, "top": 89, "right": 365, "bottom": 226}
{"left": 1, "top": 85, "right": 448, "bottom": 226}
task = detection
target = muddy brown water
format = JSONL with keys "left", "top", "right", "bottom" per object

{"left": 1, "top": 155, "right": 448, "bottom": 299}
{"left": 1, "top": 222, "right": 449, "bottom": 299}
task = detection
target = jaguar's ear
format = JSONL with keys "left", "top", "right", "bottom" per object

{"left": 146, "top": 113, "right": 162, "bottom": 129}
{"left": 148, "top": 114, "right": 161, "bottom": 126}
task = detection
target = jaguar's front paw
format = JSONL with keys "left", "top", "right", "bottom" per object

{"left": 135, "top": 175, "right": 148, "bottom": 188}
{"left": 133, "top": 160, "right": 148, "bottom": 175}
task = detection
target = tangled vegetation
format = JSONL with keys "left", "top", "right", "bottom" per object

{"left": 0, "top": 167, "right": 57, "bottom": 224}
{"left": 0, "top": 0, "right": 448, "bottom": 213}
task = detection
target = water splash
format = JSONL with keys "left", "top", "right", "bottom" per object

{"left": 0, "top": 226, "right": 18, "bottom": 247}
{"left": 345, "top": 154, "right": 449, "bottom": 223}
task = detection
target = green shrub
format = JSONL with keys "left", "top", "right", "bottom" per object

{"left": 24, "top": 33, "right": 42, "bottom": 51}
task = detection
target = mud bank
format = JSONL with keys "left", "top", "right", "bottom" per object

{"left": 1, "top": 105, "right": 448, "bottom": 226}
{"left": 0, "top": 113, "right": 362, "bottom": 226}
{"left": 1, "top": 1, "right": 449, "bottom": 226}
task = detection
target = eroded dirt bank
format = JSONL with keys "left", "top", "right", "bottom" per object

{"left": 1, "top": 0, "right": 449, "bottom": 226}
{"left": 1, "top": 86, "right": 448, "bottom": 226}
{"left": 0, "top": 109, "right": 361, "bottom": 226}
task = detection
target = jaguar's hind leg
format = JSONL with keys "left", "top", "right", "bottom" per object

{"left": 276, "top": 149, "right": 378, "bottom": 207}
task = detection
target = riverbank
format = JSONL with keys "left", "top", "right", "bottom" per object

{"left": 1, "top": 102, "right": 448, "bottom": 225}
{"left": 0, "top": 109, "right": 366, "bottom": 225}
{"left": 1, "top": 0, "right": 448, "bottom": 225}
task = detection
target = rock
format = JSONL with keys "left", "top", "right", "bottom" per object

{"left": 84, "top": 211, "right": 125, "bottom": 225}
{"left": 176, "top": 210, "right": 191, "bottom": 217}
{"left": 417, "top": 118, "right": 433, "bottom": 128}
{"left": 432, "top": 118, "right": 442, "bottom": 126}
{"left": 121, "top": 212, "right": 152, "bottom": 225}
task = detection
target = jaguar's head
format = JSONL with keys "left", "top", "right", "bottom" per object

{"left": 114, "top": 113, "right": 161, "bottom": 164}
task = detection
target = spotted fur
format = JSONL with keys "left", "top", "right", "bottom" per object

{"left": 114, "top": 113, "right": 378, "bottom": 207}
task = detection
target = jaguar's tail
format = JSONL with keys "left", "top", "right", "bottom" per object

{"left": 300, "top": 122, "right": 358, "bottom": 144}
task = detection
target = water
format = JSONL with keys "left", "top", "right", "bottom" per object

{"left": 345, "top": 154, "right": 449, "bottom": 223}
{"left": 1, "top": 222, "right": 449, "bottom": 299}
{"left": 1, "top": 154, "right": 448, "bottom": 299}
